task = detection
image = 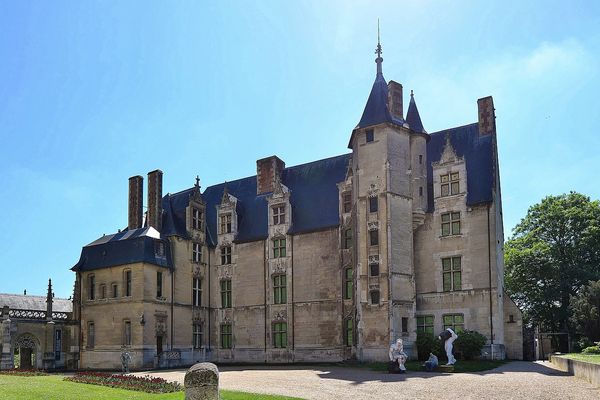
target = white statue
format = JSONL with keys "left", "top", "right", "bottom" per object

{"left": 424, "top": 352, "right": 439, "bottom": 372}
{"left": 438, "top": 328, "right": 458, "bottom": 365}
{"left": 388, "top": 338, "right": 407, "bottom": 372}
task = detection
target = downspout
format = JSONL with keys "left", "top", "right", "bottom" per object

{"left": 291, "top": 235, "right": 295, "bottom": 358}
{"left": 264, "top": 239, "right": 268, "bottom": 362}
{"left": 487, "top": 203, "right": 494, "bottom": 358}
{"left": 207, "top": 245, "right": 211, "bottom": 352}
{"left": 78, "top": 273, "right": 82, "bottom": 370}
{"left": 170, "top": 239, "right": 174, "bottom": 351}
{"left": 386, "top": 160, "right": 393, "bottom": 343}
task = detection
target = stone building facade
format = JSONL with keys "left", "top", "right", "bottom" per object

{"left": 71, "top": 41, "right": 523, "bottom": 370}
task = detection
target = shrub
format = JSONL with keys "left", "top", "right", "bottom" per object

{"left": 0, "top": 369, "right": 48, "bottom": 376}
{"left": 64, "top": 372, "right": 181, "bottom": 393}
{"left": 416, "top": 332, "right": 444, "bottom": 361}
{"left": 582, "top": 345, "right": 600, "bottom": 354}
{"left": 454, "top": 330, "right": 487, "bottom": 360}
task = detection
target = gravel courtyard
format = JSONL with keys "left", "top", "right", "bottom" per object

{"left": 139, "top": 361, "right": 599, "bottom": 400}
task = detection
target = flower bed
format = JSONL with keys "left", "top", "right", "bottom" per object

{"left": 0, "top": 369, "right": 49, "bottom": 376}
{"left": 64, "top": 371, "right": 181, "bottom": 393}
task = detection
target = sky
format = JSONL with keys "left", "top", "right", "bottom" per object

{"left": 1, "top": 1, "right": 599, "bottom": 298}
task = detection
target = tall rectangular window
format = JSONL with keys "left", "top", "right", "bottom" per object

{"left": 221, "top": 246, "right": 232, "bottom": 265}
{"left": 443, "top": 314, "right": 464, "bottom": 332}
{"left": 402, "top": 317, "right": 408, "bottom": 333}
{"left": 54, "top": 329, "right": 62, "bottom": 361}
{"left": 220, "top": 324, "right": 232, "bottom": 349}
{"left": 417, "top": 315, "right": 435, "bottom": 335}
{"left": 192, "top": 207, "right": 203, "bottom": 230}
{"left": 221, "top": 279, "right": 232, "bottom": 308}
{"left": 343, "top": 268, "right": 353, "bottom": 300}
{"left": 343, "top": 228, "right": 353, "bottom": 249}
{"left": 156, "top": 271, "right": 163, "bottom": 298}
{"left": 273, "top": 275, "right": 287, "bottom": 304}
{"left": 369, "top": 196, "right": 378, "bottom": 213}
{"left": 370, "top": 290, "right": 380, "bottom": 305}
{"left": 342, "top": 192, "right": 352, "bottom": 213}
{"left": 369, "top": 263, "right": 379, "bottom": 276}
{"left": 112, "top": 284, "right": 118, "bottom": 298}
{"left": 220, "top": 214, "right": 232, "bottom": 234}
{"left": 344, "top": 318, "right": 353, "bottom": 346}
{"left": 193, "top": 278, "right": 202, "bottom": 307}
{"left": 441, "top": 212, "right": 461, "bottom": 236}
{"left": 369, "top": 229, "right": 379, "bottom": 246}
{"left": 442, "top": 257, "right": 462, "bottom": 291}
{"left": 193, "top": 323, "right": 203, "bottom": 349}
{"left": 441, "top": 172, "right": 460, "bottom": 196}
{"left": 193, "top": 242, "right": 202, "bottom": 263}
{"left": 365, "top": 129, "right": 374, "bottom": 143}
{"left": 125, "top": 270, "right": 132, "bottom": 297}
{"left": 88, "top": 275, "right": 95, "bottom": 300}
{"left": 273, "top": 322, "right": 287, "bottom": 348}
{"left": 272, "top": 205, "right": 285, "bottom": 225}
{"left": 87, "top": 322, "right": 95, "bottom": 349}
{"left": 99, "top": 284, "right": 106, "bottom": 300}
{"left": 123, "top": 321, "right": 132, "bottom": 346}
{"left": 273, "top": 238, "right": 286, "bottom": 258}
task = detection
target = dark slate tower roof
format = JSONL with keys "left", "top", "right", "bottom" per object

{"left": 406, "top": 91, "right": 426, "bottom": 133}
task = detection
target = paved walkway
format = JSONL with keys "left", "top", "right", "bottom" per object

{"left": 137, "top": 361, "right": 600, "bottom": 400}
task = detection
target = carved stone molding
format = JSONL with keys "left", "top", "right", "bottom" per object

{"left": 273, "top": 310, "right": 287, "bottom": 321}
{"left": 272, "top": 258, "right": 286, "bottom": 274}
{"left": 367, "top": 221, "right": 379, "bottom": 231}
{"left": 368, "top": 255, "right": 380, "bottom": 264}
{"left": 13, "top": 334, "right": 38, "bottom": 349}
{"left": 218, "top": 267, "right": 233, "bottom": 280}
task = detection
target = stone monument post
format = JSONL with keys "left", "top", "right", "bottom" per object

{"left": 184, "top": 362, "right": 219, "bottom": 400}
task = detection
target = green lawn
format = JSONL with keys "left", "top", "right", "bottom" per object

{"left": 0, "top": 375, "right": 303, "bottom": 400}
{"left": 354, "top": 359, "right": 507, "bottom": 373}
{"left": 561, "top": 353, "right": 600, "bottom": 365}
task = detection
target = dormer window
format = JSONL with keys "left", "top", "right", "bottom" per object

{"left": 272, "top": 205, "right": 285, "bottom": 225}
{"left": 342, "top": 192, "right": 352, "bottom": 213}
{"left": 366, "top": 129, "right": 374, "bottom": 143}
{"left": 441, "top": 172, "right": 460, "bottom": 196}
{"left": 192, "top": 208, "right": 203, "bottom": 230}
{"left": 220, "top": 214, "right": 232, "bottom": 234}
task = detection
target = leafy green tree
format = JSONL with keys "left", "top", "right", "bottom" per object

{"left": 570, "top": 280, "right": 600, "bottom": 342}
{"left": 505, "top": 192, "right": 600, "bottom": 333}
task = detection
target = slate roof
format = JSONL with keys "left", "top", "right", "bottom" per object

{"left": 406, "top": 93, "right": 426, "bottom": 133}
{"left": 427, "top": 123, "right": 495, "bottom": 211}
{"left": 72, "top": 227, "right": 172, "bottom": 272}
{"left": 356, "top": 72, "right": 404, "bottom": 130}
{"left": 0, "top": 293, "right": 72, "bottom": 312}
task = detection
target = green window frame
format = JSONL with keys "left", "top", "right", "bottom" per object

{"left": 441, "top": 212, "right": 461, "bottom": 236}
{"left": 273, "top": 322, "right": 287, "bottom": 348}
{"left": 443, "top": 314, "right": 464, "bottom": 332}
{"left": 442, "top": 257, "right": 462, "bottom": 292}
{"left": 344, "top": 318, "right": 353, "bottom": 346}
{"left": 273, "top": 275, "right": 287, "bottom": 304}
{"left": 220, "top": 279, "right": 232, "bottom": 308}
{"left": 343, "top": 228, "right": 353, "bottom": 249}
{"left": 273, "top": 238, "right": 286, "bottom": 258}
{"left": 220, "top": 324, "right": 232, "bottom": 349}
{"left": 221, "top": 246, "right": 231, "bottom": 265}
{"left": 441, "top": 172, "right": 460, "bottom": 197}
{"left": 416, "top": 315, "right": 435, "bottom": 335}
{"left": 343, "top": 268, "right": 353, "bottom": 299}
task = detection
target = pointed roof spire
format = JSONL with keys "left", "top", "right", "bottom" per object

{"left": 406, "top": 90, "right": 426, "bottom": 133}
{"left": 375, "top": 18, "right": 383, "bottom": 76}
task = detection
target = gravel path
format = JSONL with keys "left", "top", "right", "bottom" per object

{"left": 137, "top": 361, "right": 599, "bottom": 400}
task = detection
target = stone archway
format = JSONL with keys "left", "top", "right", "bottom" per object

{"left": 13, "top": 334, "right": 39, "bottom": 369}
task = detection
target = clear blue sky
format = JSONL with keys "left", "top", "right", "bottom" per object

{"left": 1, "top": 1, "right": 599, "bottom": 298}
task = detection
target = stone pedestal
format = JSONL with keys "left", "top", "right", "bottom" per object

{"left": 184, "top": 362, "right": 219, "bottom": 400}
{"left": 1, "top": 316, "right": 13, "bottom": 370}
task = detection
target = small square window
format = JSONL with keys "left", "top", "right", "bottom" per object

{"left": 366, "top": 129, "right": 374, "bottom": 143}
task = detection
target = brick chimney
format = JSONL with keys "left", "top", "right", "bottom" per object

{"left": 256, "top": 156, "right": 285, "bottom": 195}
{"left": 387, "top": 80, "right": 403, "bottom": 120}
{"left": 147, "top": 169, "right": 163, "bottom": 231}
{"left": 128, "top": 175, "right": 143, "bottom": 230}
{"left": 477, "top": 96, "right": 496, "bottom": 136}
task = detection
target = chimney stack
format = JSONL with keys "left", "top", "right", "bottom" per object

{"left": 477, "top": 96, "right": 496, "bottom": 136}
{"left": 387, "top": 80, "right": 403, "bottom": 120}
{"left": 128, "top": 175, "right": 144, "bottom": 230}
{"left": 256, "top": 156, "right": 285, "bottom": 195}
{"left": 147, "top": 170, "right": 163, "bottom": 231}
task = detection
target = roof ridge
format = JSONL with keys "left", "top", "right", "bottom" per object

{"left": 430, "top": 122, "right": 478, "bottom": 135}
{"left": 0, "top": 293, "right": 70, "bottom": 301}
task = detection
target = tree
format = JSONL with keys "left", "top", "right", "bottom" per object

{"left": 570, "top": 280, "right": 600, "bottom": 342}
{"left": 505, "top": 192, "right": 600, "bottom": 333}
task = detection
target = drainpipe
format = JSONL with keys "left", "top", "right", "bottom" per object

{"left": 386, "top": 160, "right": 393, "bottom": 345}
{"left": 264, "top": 239, "right": 268, "bottom": 362}
{"left": 207, "top": 245, "right": 211, "bottom": 353}
{"left": 487, "top": 204, "right": 494, "bottom": 359}
{"left": 291, "top": 235, "right": 295, "bottom": 359}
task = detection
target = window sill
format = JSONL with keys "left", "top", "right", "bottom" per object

{"left": 436, "top": 193, "right": 466, "bottom": 200}
{"left": 439, "top": 234, "right": 463, "bottom": 239}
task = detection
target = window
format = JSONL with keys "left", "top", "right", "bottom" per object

{"left": 344, "top": 318, "right": 353, "bottom": 346}
{"left": 192, "top": 207, "right": 203, "bottom": 230}
{"left": 442, "top": 257, "right": 462, "bottom": 291}
{"left": 402, "top": 317, "right": 408, "bottom": 334}
{"left": 419, "top": 186, "right": 423, "bottom": 197}
{"left": 193, "top": 242, "right": 202, "bottom": 263}
{"left": 221, "top": 279, "right": 232, "bottom": 308}
{"left": 369, "top": 197, "right": 378, "bottom": 213}
{"left": 369, "top": 263, "right": 379, "bottom": 276}
{"left": 366, "top": 129, "right": 374, "bottom": 143}
{"left": 342, "top": 192, "right": 352, "bottom": 213}
{"left": 99, "top": 284, "right": 106, "bottom": 300}
{"left": 87, "top": 322, "right": 95, "bottom": 348}
{"left": 272, "top": 205, "right": 285, "bottom": 225}
{"left": 343, "top": 228, "right": 353, "bottom": 249}
{"left": 124, "top": 270, "right": 132, "bottom": 297}
{"left": 369, "top": 229, "right": 379, "bottom": 246}
{"left": 343, "top": 268, "right": 353, "bottom": 300}
{"left": 443, "top": 314, "right": 464, "bottom": 332}
{"left": 88, "top": 275, "right": 95, "bottom": 300}
{"left": 193, "top": 323, "right": 203, "bottom": 349}
{"left": 441, "top": 212, "right": 461, "bottom": 236}
{"left": 417, "top": 316, "right": 435, "bottom": 335}
{"left": 221, "top": 246, "right": 232, "bottom": 265}
{"left": 156, "top": 271, "right": 163, "bottom": 298}
{"left": 273, "top": 238, "right": 286, "bottom": 258}
{"left": 155, "top": 241, "right": 165, "bottom": 257}
{"left": 220, "top": 324, "right": 232, "bottom": 349}
{"left": 193, "top": 278, "right": 202, "bottom": 307}
{"left": 370, "top": 290, "right": 380, "bottom": 305}
{"left": 273, "top": 322, "right": 287, "bottom": 348}
{"left": 419, "top": 154, "right": 423, "bottom": 164}
{"left": 123, "top": 321, "right": 131, "bottom": 346}
{"left": 54, "top": 329, "right": 62, "bottom": 361}
{"left": 112, "top": 284, "right": 118, "bottom": 298}
{"left": 440, "top": 172, "right": 460, "bottom": 196}
{"left": 220, "top": 214, "right": 232, "bottom": 234}
{"left": 273, "top": 275, "right": 287, "bottom": 304}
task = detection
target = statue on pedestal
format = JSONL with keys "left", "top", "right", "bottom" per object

{"left": 424, "top": 352, "right": 439, "bottom": 372}
{"left": 388, "top": 338, "right": 407, "bottom": 373}
{"left": 438, "top": 328, "right": 458, "bottom": 365}
{"left": 121, "top": 350, "right": 132, "bottom": 373}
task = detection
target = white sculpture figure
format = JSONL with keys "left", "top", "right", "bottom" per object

{"left": 121, "top": 351, "right": 132, "bottom": 373}
{"left": 438, "top": 328, "right": 458, "bottom": 365}
{"left": 424, "top": 352, "right": 439, "bottom": 372}
{"left": 388, "top": 338, "right": 407, "bottom": 372}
